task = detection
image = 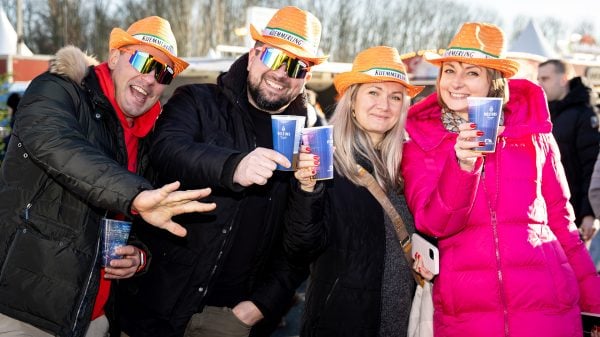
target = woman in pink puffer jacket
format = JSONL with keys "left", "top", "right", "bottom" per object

{"left": 402, "top": 22, "right": 600, "bottom": 337}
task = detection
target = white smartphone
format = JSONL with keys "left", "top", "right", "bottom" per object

{"left": 411, "top": 233, "right": 439, "bottom": 275}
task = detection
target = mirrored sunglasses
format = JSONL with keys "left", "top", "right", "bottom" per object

{"left": 122, "top": 49, "right": 175, "bottom": 85}
{"left": 258, "top": 47, "right": 310, "bottom": 79}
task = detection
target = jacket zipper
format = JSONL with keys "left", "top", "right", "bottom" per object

{"left": 202, "top": 216, "right": 236, "bottom": 299}
{"left": 485, "top": 137, "right": 510, "bottom": 337}
{"left": 72, "top": 215, "right": 102, "bottom": 334}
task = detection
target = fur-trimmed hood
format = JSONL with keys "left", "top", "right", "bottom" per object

{"left": 49, "top": 45, "right": 99, "bottom": 84}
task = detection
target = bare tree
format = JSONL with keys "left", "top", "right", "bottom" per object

{"left": 86, "top": 0, "right": 120, "bottom": 60}
{"left": 573, "top": 20, "right": 596, "bottom": 37}
{"left": 6, "top": 0, "right": 596, "bottom": 64}
{"left": 534, "top": 17, "right": 567, "bottom": 46}
{"left": 23, "top": 0, "right": 85, "bottom": 54}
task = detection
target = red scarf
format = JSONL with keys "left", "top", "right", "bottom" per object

{"left": 90, "top": 63, "right": 161, "bottom": 319}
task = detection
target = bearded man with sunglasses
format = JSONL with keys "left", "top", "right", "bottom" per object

{"left": 0, "top": 16, "right": 217, "bottom": 337}
{"left": 116, "top": 6, "right": 328, "bottom": 337}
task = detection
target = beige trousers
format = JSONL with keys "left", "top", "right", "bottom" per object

{"left": 0, "top": 313, "right": 109, "bottom": 337}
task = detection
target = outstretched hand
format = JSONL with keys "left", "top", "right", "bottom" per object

{"left": 132, "top": 181, "right": 216, "bottom": 237}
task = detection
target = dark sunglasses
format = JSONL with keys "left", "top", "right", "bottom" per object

{"left": 258, "top": 47, "right": 311, "bottom": 79}
{"left": 121, "top": 49, "right": 175, "bottom": 85}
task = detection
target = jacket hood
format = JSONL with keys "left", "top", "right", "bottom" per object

{"left": 49, "top": 45, "right": 99, "bottom": 85}
{"left": 218, "top": 53, "right": 249, "bottom": 97}
{"left": 502, "top": 78, "right": 553, "bottom": 136}
{"left": 407, "top": 79, "right": 552, "bottom": 150}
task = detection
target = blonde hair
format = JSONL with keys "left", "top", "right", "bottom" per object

{"left": 330, "top": 83, "right": 410, "bottom": 192}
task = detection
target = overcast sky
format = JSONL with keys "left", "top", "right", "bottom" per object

{"left": 455, "top": 0, "right": 598, "bottom": 32}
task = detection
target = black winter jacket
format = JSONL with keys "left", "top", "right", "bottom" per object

{"left": 0, "top": 47, "right": 152, "bottom": 337}
{"left": 284, "top": 171, "right": 416, "bottom": 337}
{"left": 549, "top": 77, "right": 600, "bottom": 224}
{"left": 117, "top": 54, "right": 309, "bottom": 337}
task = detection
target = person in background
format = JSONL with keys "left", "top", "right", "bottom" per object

{"left": 401, "top": 22, "right": 600, "bottom": 337}
{"left": 305, "top": 89, "right": 327, "bottom": 127}
{"left": 587, "top": 151, "right": 600, "bottom": 272}
{"left": 3, "top": 92, "right": 21, "bottom": 146}
{"left": 283, "top": 46, "right": 424, "bottom": 337}
{"left": 537, "top": 59, "right": 600, "bottom": 241}
{"left": 0, "top": 16, "right": 216, "bottom": 337}
{"left": 116, "top": 6, "right": 328, "bottom": 337}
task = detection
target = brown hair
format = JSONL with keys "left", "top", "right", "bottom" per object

{"left": 436, "top": 63, "right": 509, "bottom": 111}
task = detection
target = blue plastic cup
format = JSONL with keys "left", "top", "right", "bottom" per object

{"left": 271, "top": 115, "right": 306, "bottom": 170}
{"left": 467, "top": 97, "right": 503, "bottom": 152}
{"left": 301, "top": 125, "right": 334, "bottom": 180}
{"left": 101, "top": 218, "right": 131, "bottom": 267}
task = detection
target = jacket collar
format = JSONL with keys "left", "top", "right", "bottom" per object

{"left": 50, "top": 46, "right": 99, "bottom": 85}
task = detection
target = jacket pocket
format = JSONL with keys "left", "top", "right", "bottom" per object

{"left": 0, "top": 226, "right": 86, "bottom": 328}
{"left": 21, "top": 206, "right": 80, "bottom": 241}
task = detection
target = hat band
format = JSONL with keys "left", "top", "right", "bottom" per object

{"left": 443, "top": 47, "right": 499, "bottom": 60}
{"left": 261, "top": 27, "right": 318, "bottom": 55}
{"left": 362, "top": 68, "right": 408, "bottom": 82}
{"left": 132, "top": 33, "right": 176, "bottom": 55}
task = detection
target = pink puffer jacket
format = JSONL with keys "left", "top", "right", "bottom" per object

{"left": 402, "top": 79, "right": 600, "bottom": 337}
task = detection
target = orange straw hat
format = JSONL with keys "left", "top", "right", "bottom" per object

{"left": 109, "top": 16, "right": 189, "bottom": 77}
{"left": 424, "top": 22, "right": 519, "bottom": 78}
{"left": 250, "top": 6, "right": 328, "bottom": 65}
{"left": 333, "top": 46, "right": 424, "bottom": 97}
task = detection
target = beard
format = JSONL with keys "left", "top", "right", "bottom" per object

{"left": 247, "top": 77, "right": 296, "bottom": 112}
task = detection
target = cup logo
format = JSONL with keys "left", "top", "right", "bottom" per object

{"left": 278, "top": 125, "right": 291, "bottom": 139}
{"left": 484, "top": 106, "right": 497, "bottom": 118}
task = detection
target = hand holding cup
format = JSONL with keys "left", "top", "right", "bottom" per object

{"left": 294, "top": 144, "right": 318, "bottom": 192}
{"left": 466, "top": 97, "right": 503, "bottom": 153}
{"left": 300, "top": 126, "right": 334, "bottom": 181}
{"left": 271, "top": 115, "right": 305, "bottom": 171}
{"left": 454, "top": 122, "right": 485, "bottom": 171}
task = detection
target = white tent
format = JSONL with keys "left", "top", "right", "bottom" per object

{"left": 0, "top": 7, "right": 33, "bottom": 56}
{"left": 509, "top": 19, "right": 557, "bottom": 59}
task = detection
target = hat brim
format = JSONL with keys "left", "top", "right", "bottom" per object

{"left": 250, "top": 25, "right": 328, "bottom": 65}
{"left": 109, "top": 28, "right": 189, "bottom": 77}
{"left": 423, "top": 51, "right": 519, "bottom": 78}
{"left": 333, "top": 72, "right": 425, "bottom": 98}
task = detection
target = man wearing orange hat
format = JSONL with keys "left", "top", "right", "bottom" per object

{"left": 116, "top": 6, "right": 328, "bottom": 337}
{"left": 0, "top": 16, "right": 216, "bottom": 337}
